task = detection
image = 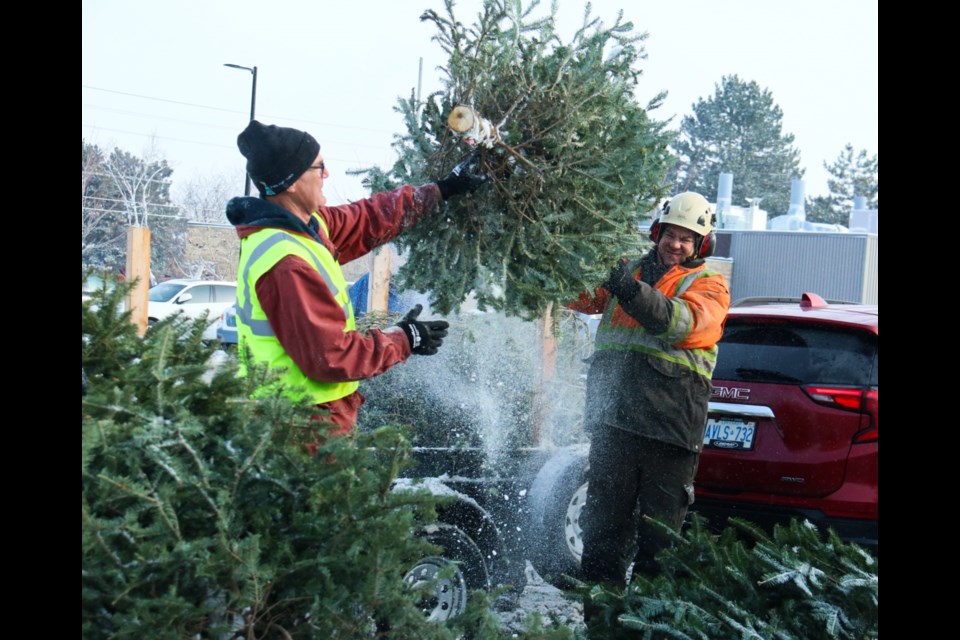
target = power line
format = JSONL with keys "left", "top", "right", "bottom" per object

{"left": 81, "top": 142, "right": 390, "bottom": 170}
{"left": 81, "top": 206, "right": 189, "bottom": 221}
{"left": 81, "top": 103, "right": 242, "bottom": 132}
{"left": 82, "top": 84, "right": 400, "bottom": 135}
{"left": 82, "top": 85, "right": 243, "bottom": 114}
{"left": 82, "top": 125, "right": 236, "bottom": 150}
{"left": 84, "top": 171, "right": 175, "bottom": 186}
{"left": 83, "top": 196, "right": 179, "bottom": 210}
{"left": 82, "top": 119, "right": 397, "bottom": 155}
{"left": 83, "top": 204, "right": 230, "bottom": 222}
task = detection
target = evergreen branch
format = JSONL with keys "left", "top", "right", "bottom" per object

{"left": 96, "top": 473, "right": 182, "bottom": 540}
{"left": 109, "top": 578, "right": 144, "bottom": 609}
{"left": 716, "top": 610, "right": 773, "bottom": 640}
{"left": 82, "top": 501, "right": 124, "bottom": 568}
{"left": 233, "top": 416, "right": 278, "bottom": 496}
{"left": 516, "top": 91, "right": 604, "bottom": 148}
{"left": 81, "top": 399, "right": 158, "bottom": 424}
{"left": 569, "top": 195, "right": 620, "bottom": 227}
{"left": 619, "top": 615, "right": 698, "bottom": 639}
{"left": 149, "top": 324, "right": 178, "bottom": 410}
{"left": 567, "top": 167, "right": 617, "bottom": 190}
{"left": 496, "top": 92, "right": 530, "bottom": 130}
{"left": 171, "top": 432, "right": 235, "bottom": 549}
{"left": 496, "top": 139, "right": 544, "bottom": 173}
{"left": 256, "top": 593, "right": 298, "bottom": 640}
{"left": 145, "top": 443, "right": 183, "bottom": 486}
{"left": 462, "top": 3, "right": 506, "bottom": 101}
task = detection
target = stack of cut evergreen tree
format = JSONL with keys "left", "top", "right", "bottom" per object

{"left": 81, "top": 278, "right": 507, "bottom": 639}
{"left": 359, "top": 0, "right": 673, "bottom": 318}
{"left": 582, "top": 516, "right": 878, "bottom": 639}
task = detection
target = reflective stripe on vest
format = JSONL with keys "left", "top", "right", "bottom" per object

{"left": 594, "top": 269, "right": 720, "bottom": 379}
{"left": 235, "top": 222, "right": 358, "bottom": 404}
{"left": 237, "top": 233, "right": 349, "bottom": 335}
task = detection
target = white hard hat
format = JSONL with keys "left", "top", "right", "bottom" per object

{"left": 659, "top": 192, "right": 715, "bottom": 237}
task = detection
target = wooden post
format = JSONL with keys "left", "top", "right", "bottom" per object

{"left": 125, "top": 226, "right": 151, "bottom": 336}
{"left": 369, "top": 246, "right": 392, "bottom": 314}
{"left": 531, "top": 302, "right": 557, "bottom": 446}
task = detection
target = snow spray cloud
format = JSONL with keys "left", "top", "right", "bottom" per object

{"left": 358, "top": 309, "right": 593, "bottom": 469}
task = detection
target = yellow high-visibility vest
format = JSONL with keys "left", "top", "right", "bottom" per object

{"left": 235, "top": 216, "right": 359, "bottom": 404}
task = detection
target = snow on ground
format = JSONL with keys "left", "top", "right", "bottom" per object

{"left": 496, "top": 562, "right": 584, "bottom": 634}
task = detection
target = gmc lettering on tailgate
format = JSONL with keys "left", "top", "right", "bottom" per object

{"left": 712, "top": 386, "right": 751, "bottom": 400}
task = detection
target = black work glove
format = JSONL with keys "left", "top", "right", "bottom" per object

{"left": 395, "top": 304, "right": 450, "bottom": 356}
{"left": 436, "top": 151, "right": 489, "bottom": 200}
{"left": 602, "top": 258, "right": 640, "bottom": 303}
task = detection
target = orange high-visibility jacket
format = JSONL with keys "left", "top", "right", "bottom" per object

{"left": 570, "top": 257, "right": 730, "bottom": 451}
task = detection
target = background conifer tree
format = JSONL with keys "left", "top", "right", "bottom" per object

{"left": 671, "top": 75, "right": 804, "bottom": 218}
{"left": 806, "top": 143, "right": 879, "bottom": 225}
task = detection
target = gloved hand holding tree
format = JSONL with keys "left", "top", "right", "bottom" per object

{"left": 395, "top": 304, "right": 450, "bottom": 356}
{"left": 603, "top": 258, "right": 640, "bottom": 303}
{"left": 435, "top": 151, "right": 489, "bottom": 200}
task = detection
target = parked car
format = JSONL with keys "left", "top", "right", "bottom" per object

{"left": 216, "top": 303, "right": 238, "bottom": 347}
{"left": 82, "top": 274, "right": 109, "bottom": 301}
{"left": 83, "top": 273, "right": 126, "bottom": 313}
{"left": 525, "top": 293, "right": 878, "bottom": 579}
{"left": 696, "top": 293, "right": 878, "bottom": 548}
{"left": 147, "top": 279, "right": 237, "bottom": 340}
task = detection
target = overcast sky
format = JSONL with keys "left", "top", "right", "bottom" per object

{"left": 82, "top": 0, "right": 878, "bottom": 214}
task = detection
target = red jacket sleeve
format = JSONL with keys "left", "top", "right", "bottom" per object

{"left": 318, "top": 184, "right": 442, "bottom": 263}
{"left": 257, "top": 255, "right": 411, "bottom": 382}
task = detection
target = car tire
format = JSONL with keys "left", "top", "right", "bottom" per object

{"left": 404, "top": 523, "right": 489, "bottom": 621}
{"left": 524, "top": 446, "right": 590, "bottom": 584}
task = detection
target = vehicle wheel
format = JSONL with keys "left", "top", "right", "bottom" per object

{"left": 404, "top": 523, "right": 489, "bottom": 622}
{"left": 404, "top": 555, "right": 467, "bottom": 622}
{"left": 525, "top": 446, "right": 589, "bottom": 583}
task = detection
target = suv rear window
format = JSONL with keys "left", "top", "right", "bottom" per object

{"left": 714, "top": 320, "right": 878, "bottom": 387}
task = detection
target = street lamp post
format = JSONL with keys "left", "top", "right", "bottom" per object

{"left": 224, "top": 63, "right": 258, "bottom": 196}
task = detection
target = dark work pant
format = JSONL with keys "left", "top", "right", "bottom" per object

{"left": 580, "top": 427, "right": 699, "bottom": 586}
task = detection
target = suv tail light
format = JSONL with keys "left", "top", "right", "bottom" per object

{"left": 803, "top": 385, "right": 878, "bottom": 444}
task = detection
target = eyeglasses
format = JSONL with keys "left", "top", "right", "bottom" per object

{"left": 308, "top": 161, "right": 327, "bottom": 173}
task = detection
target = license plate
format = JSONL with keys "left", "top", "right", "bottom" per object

{"left": 704, "top": 418, "right": 756, "bottom": 450}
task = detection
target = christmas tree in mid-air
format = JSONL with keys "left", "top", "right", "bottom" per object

{"left": 359, "top": 0, "right": 674, "bottom": 318}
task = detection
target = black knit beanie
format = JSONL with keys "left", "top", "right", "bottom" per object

{"left": 237, "top": 120, "right": 321, "bottom": 197}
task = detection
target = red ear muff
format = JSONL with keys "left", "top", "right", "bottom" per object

{"left": 649, "top": 219, "right": 662, "bottom": 243}
{"left": 697, "top": 231, "right": 716, "bottom": 259}
{"left": 696, "top": 210, "right": 717, "bottom": 258}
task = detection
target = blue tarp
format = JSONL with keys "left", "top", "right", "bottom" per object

{"left": 348, "top": 273, "right": 410, "bottom": 318}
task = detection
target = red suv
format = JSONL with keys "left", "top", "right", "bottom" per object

{"left": 694, "top": 293, "right": 878, "bottom": 548}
